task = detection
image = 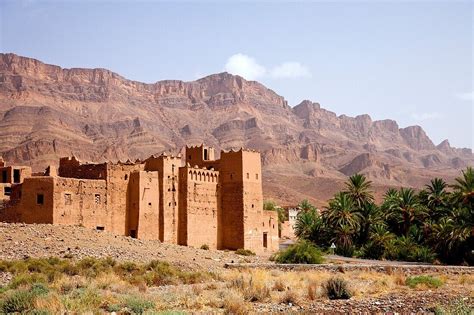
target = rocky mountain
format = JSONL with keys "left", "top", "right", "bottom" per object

{"left": 0, "top": 53, "right": 472, "bottom": 206}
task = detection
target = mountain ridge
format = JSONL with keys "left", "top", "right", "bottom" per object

{"left": 0, "top": 53, "right": 472, "bottom": 206}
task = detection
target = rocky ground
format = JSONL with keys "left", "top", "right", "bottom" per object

{"left": 0, "top": 222, "right": 268, "bottom": 272}
{"left": 0, "top": 222, "right": 472, "bottom": 313}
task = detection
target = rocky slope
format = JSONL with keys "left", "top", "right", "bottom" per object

{"left": 0, "top": 53, "right": 472, "bottom": 206}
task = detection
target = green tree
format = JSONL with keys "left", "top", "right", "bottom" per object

{"left": 385, "top": 188, "right": 427, "bottom": 236}
{"left": 324, "top": 192, "right": 362, "bottom": 231}
{"left": 344, "top": 173, "right": 374, "bottom": 208}
{"left": 451, "top": 166, "right": 474, "bottom": 206}
{"left": 298, "top": 199, "right": 317, "bottom": 212}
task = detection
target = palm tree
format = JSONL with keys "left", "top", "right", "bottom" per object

{"left": 451, "top": 167, "right": 474, "bottom": 206}
{"left": 298, "top": 199, "right": 317, "bottom": 212}
{"left": 357, "top": 202, "right": 383, "bottom": 244}
{"left": 344, "top": 173, "right": 374, "bottom": 208}
{"left": 294, "top": 208, "right": 328, "bottom": 245}
{"left": 422, "top": 178, "right": 449, "bottom": 220}
{"left": 385, "top": 188, "right": 427, "bottom": 236}
{"left": 324, "top": 192, "right": 362, "bottom": 231}
{"left": 332, "top": 224, "right": 356, "bottom": 257}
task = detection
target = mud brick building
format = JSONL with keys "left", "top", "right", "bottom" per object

{"left": 0, "top": 146, "right": 278, "bottom": 253}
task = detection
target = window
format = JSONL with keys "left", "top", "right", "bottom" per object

{"left": 124, "top": 174, "right": 128, "bottom": 180}
{"left": 94, "top": 194, "right": 100, "bottom": 204}
{"left": 13, "top": 169, "right": 20, "bottom": 183}
{"left": 230, "top": 174, "right": 233, "bottom": 180}
{"left": 1, "top": 170, "right": 7, "bottom": 183}
{"left": 64, "top": 193, "right": 72, "bottom": 205}
{"left": 256, "top": 174, "right": 259, "bottom": 180}
{"left": 96, "top": 226, "right": 105, "bottom": 231}
{"left": 4, "top": 187, "right": 11, "bottom": 196}
{"left": 246, "top": 173, "right": 249, "bottom": 179}
{"left": 204, "top": 149, "right": 208, "bottom": 160}
{"left": 37, "top": 194, "right": 44, "bottom": 205}
{"left": 263, "top": 232, "right": 268, "bottom": 248}
{"left": 188, "top": 155, "right": 192, "bottom": 160}
{"left": 148, "top": 202, "right": 152, "bottom": 206}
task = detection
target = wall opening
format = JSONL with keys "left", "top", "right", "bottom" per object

{"left": 1, "top": 170, "right": 7, "bottom": 183}
{"left": 204, "top": 149, "right": 208, "bottom": 160}
{"left": 4, "top": 186, "right": 11, "bottom": 196}
{"left": 263, "top": 232, "right": 268, "bottom": 248}
{"left": 64, "top": 193, "right": 72, "bottom": 205}
{"left": 13, "top": 169, "right": 20, "bottom": 183}
{"left": 129, "top": 230, "right": 137, "bottom": 238}
{"left": 94, "top": 194, "right": 101, "bottom": 204}
{"left": 37, "top": 194, "right": 44, "bottom": 205}
{"left": 96, "top": 226, "right": 105, "bottom": 231}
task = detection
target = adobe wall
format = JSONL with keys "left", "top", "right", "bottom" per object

{"left": 105, "top": 163, "right": 144, "bottom": 235}
{"left": 128, "top": 171, "right": 160, "bottom": 240}
{"left": 178, "top": 166, "right": 220, "bottom": 249}
{"left": 8, "top": 177, "right": 55, "bottom": 224}
{"left": 219, "top": 150, "right": 245, "bottom": 250}
{"left": 1, "top": 166, "right": 32, "bottom": 184}
{"left": 145, "top": 155, "right": 182, "bottom": 243}
{"left": 58, "top": 157, "right": 107, "bottom": 180}
{"left": 51, "top": 177, "right": 108, "bottom": 229}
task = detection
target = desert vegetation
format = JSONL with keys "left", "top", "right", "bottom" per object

{"left": 0, "top": 257, "right": 470, "bottom": 313}
{"left": 291, "top": 167, "right": 474, "bottom": 265}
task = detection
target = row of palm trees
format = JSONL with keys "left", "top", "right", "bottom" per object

{"left": 294, "top": 167, "right": 474, "bottom": 265}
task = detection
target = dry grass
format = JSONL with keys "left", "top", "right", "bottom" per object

{"left": 0, "top": 257, "right": 472, "bottom": 313}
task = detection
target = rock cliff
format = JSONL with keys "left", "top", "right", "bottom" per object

{"left": 0, "top": 53, "right": 472, "bottom": 206}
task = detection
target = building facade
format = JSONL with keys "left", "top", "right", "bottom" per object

{"left": 0, "top": 146, "right": 278, "bottom": 253}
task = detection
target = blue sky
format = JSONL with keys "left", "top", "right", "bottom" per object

{"left": 1, "top": 0, "right": 472, "bottom": 148}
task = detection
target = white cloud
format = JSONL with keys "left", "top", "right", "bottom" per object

{"left": 270, "top": 62, "right": 312, "bottom": 79}
{"left": 456, "top": 91, "right": 474, "bottom": 101}
{"left": 410, "top": 112, "right": 441, "bottom": 122}
{"left": 223, "top": 53, "right": 312, "bottom": 81}
{"left": 224, "top": 53, "right": 266, "bottom": 80}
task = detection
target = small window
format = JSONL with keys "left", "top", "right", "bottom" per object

{"left": 94, "top": 194, "right": 101, "bottom": 204}
{"left": 13, "top": 169, "right": 20, "bottom": 183}
{"left": 273, "top": 224, "right": 275, "bottom": 229}
{"left": 251, "top": 204, "right": 254, "bottom": 208}
{"left": 263, "top": 232, "right": 268, "bottom": 248}
{"left": 37, "top": 194, "right": 44, "bottom": 205}
{"left": 1, "top": 170, "right": 7, "bottom": 183}
{"left": 96, "top": 226, "right": 105, "bottom": 231}
{"left": 4, "top": 187, "right": 11, "bottom": 196}
{"left": 64, "top": 193, "right": 72, "bottom": 205}
{"left": 256, "top": 174, "right": 259, "bottom": 180}
{"left": 148, "top": 202, "right": 152, "bottom": 206}
{"left": 188, "top": 155, "right": 192, "bottom": 160}
{"left": 168, "top": 202, "right": 171, "bottom": 207}
{"left": 230, "top": 174, "right": 233, "bottom": 180}
{"left": 246, "top": 173, "right": 249, "bottom": 179}
{"left": 124, "top": 174, "right": 128, "bottom": 180}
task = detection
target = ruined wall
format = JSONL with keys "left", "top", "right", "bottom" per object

{"left": 128, "top": 171, "right": 160, "bottom": 240}
{"left": 145, "top": 155, "right": 181, "bottom": 243}
{"left": 51, "top": 177, "right": 108, "bottom": 229}
{"left": 58, "top": 157, "right": 107, "bottom": 180}
{"left": 105, "top": 163, "right": 144, "bottom": 235}
{"left": 1, "top": 166, "right": 32, "bottom": 184}
{"left": 178, "top": 166, "right": 220, "bottom": 249}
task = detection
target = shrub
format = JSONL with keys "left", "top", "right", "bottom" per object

{"left": 200, "top": 244, "right": 210, "bottom": 250}
{"left": 235, "top": 249, "right": 255, "bottom": 256}
{"left": 405, "top": 275, "right": 443, "bottom": 289}
{"left": 1, "top": 290, "right": 35, "bottom": 313}
{"left": 223, "top": 291, "right": 248, "bottom": 315}
{"left": 323, "top": 277, "right": 351, "bottom": 300}
{"left": 272, "top": 279, "right": 286, "bottom": 291}
{"left": 31, "top": 282, "right": 50, "bottom": 296}
{"left": 279, "top": 290, "right": 299, "bottom": 305}
{"left": 243, "top": 283, "right": 270, "bottom": 302}
{"left": 124, "top": 296, "right": 155, "bottom": 314}
{"left": 273, "top": 241, "right": 324, "bottom": 264}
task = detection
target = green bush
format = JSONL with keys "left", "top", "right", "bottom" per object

{"left": 1, "top": 290, "right": 35, "bottom": 313}
{"left": 323, "top": 277, "right": 351, "bottom": 300}
{"left": 235, "top": 249, "right": 256, "bottom": 256}
{"left": 273, "top": 241, "right": 324, "bottom": 264}
{"left": 405, "top": 275, "right": 443, "bottom": 289}
{"left": 200, "top": 244, "right": 210, "bottom": 250}
{"left": 125, "top": 296, "right": 155, "bottom": 314}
